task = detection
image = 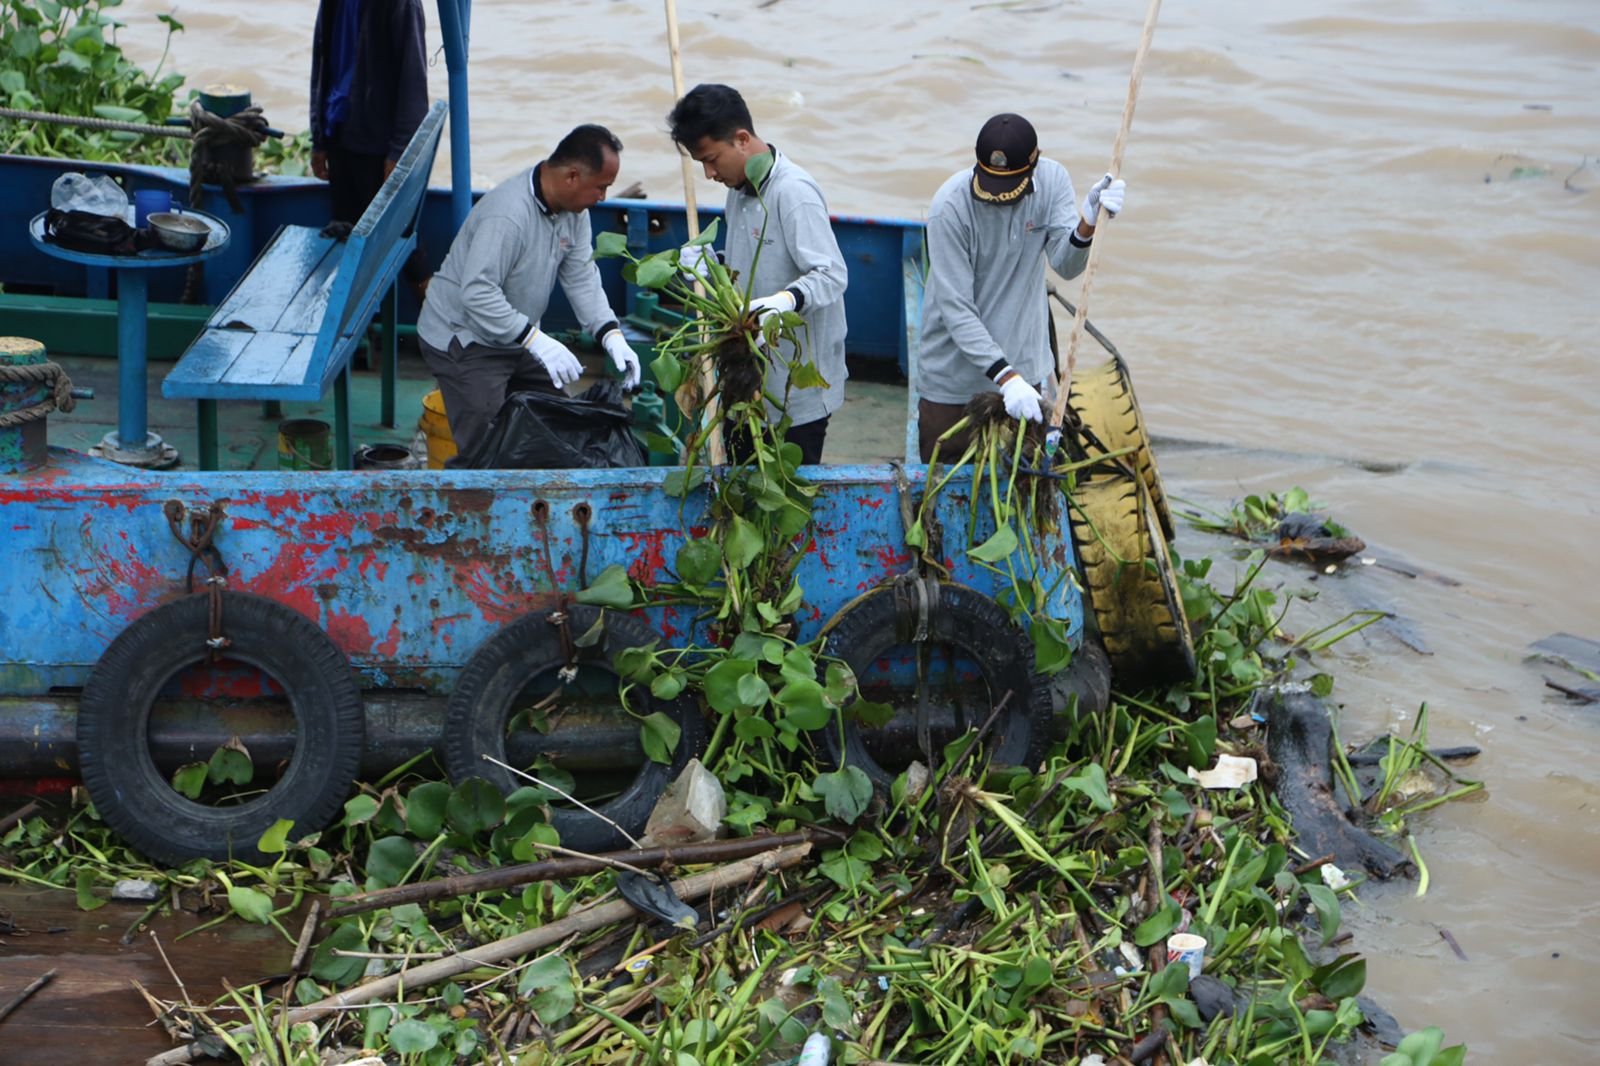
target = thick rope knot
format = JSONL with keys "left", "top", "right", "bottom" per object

{"left": 188, "top": 102, "right": 267, "bottom": 214}
{"left": 188, "top": 101, "right": 269, "bottom": 148}
{"left": 0, "top": 360, "right": 76, "bottom": 427}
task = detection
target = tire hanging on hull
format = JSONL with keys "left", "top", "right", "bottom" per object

{"left": 818, "top": 581, "right": 1053, "bottom": 790}
{"left": 76, "top": 592, "right": 366, "bottom": 865}
{"left": 443, "top": 605, "right": 706, "bottom": 852}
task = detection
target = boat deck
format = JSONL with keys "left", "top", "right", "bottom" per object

{"left": 38, "top": 339, "right": 913, "bottom": 472}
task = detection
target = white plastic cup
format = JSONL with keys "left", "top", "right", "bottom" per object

{"left": 1166, "top": 932, "right": 1206, "bottom": 979}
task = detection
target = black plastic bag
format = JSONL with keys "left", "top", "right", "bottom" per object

{"left": 43, "top": 208, "right": 148, "bottom": 256}
{"left": 466, "top": 379, "right": 646, "bottom": 470}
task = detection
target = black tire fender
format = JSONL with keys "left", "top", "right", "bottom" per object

{"left": 817, "top": 582, "right": 1052, "bottom": 790}
{"left": 76, "top": 592, "right": 365, "bottom": 866}
{"left": 443, "top": 605, "right": 706, "bottom": 852}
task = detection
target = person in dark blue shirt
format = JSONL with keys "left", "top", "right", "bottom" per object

{"left": 309, "top": 0, "right": 430, "bottom": 292}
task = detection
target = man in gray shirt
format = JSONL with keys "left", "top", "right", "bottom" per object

{"left": 417, "top": 124, "right": 643, "bottom": 465}
{"left": 668, "top": 84, "right": 847, "bottom": 465}
{"left": 917, "top": 113, "right": 1125, "bottom": 462}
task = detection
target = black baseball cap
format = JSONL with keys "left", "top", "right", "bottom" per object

{"left": 972, "top": 113, "right": 1039, "bottom": 203}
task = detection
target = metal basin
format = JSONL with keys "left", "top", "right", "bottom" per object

{"left": 147, "top": 211, "right": 210, "bottom": 252}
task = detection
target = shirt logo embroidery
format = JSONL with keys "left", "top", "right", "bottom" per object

{"left": 558, "top": 236, "right": 573, "bottom": 252}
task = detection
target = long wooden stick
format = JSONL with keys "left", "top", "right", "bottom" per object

{"left": 0, "top": 799, "right": 38, "bottom": 837}
{"left": 664, "top": 0, "right": 726, "bottom": 464}
{"left": 328, "top": 830, "right": 826, "bottom": 918}
{"left": 0, "top": 968, "right": 55, "bottom": 1024}
{"left": 144, "top": 844, "right": 810, "bottom": 1066}
{"left": 1047, "top": 0, "right": 1163, "bottom": 425}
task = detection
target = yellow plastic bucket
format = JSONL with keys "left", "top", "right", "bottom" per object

{"left": 419, "top": 389, "right": 456, "bottom": 469}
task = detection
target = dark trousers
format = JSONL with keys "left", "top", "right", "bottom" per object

{"left": 418, "top": 335, "right": 560, "bottom": 467}
{"left": 326, "top": 142, "right": 429, "bottom": 285}
{"left": 917, "top": 398, "right": 976, "bottom": 464}
{"left": 725, "top": 414, "right": 830, "bottom": 467}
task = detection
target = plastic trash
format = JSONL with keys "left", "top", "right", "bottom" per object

{"left": 465, "top": 378, "right": 647, "bottom": 470}
{"left": 111, "top": 878, "right": 161, "bottom": 901}
{"left": 1186, "top": 754, "right": 1259, "bottom": 790}
{"left": 616, "top": 869, "right": 699, "bottom": 930}
{"left": 797, "top": 1032, "right": 831, "bottom": 1066}
{"left": 642, "top": 758, "right": 726, "bottom": 846}
{"left": 51, "top": 172, "right": 130, "bottom": 219}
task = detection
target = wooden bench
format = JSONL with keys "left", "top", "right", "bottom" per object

{"left": 163, "top": 100, "right": 447, "bottom": 469}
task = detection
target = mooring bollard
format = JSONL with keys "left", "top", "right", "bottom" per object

{"left": 0, "top": 337, "right": 56, "bottom": 474}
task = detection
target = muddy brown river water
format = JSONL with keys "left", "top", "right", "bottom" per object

{"left": 7, "top": 0, "right": 1597, "bottom": 1059}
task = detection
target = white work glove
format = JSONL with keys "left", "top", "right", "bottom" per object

{"left": 1082, "top": 173, "right": 1127, "bottom": 227}
{"left": 523, "top": 328, "right": 583, "bottom": 388}
{"left": 998, "top": 374, "right": 1044, "bottom": 423}
{"left": 601, "top": 330, "right": 642, "bottom": 390}
{"left": 679, "top": 242, "right": 716, "bottom": 284}
{"left": 749, "top": 290, "right": 797, "bottom": 326}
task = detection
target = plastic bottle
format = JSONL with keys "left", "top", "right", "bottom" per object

{"left": 797, "top": 1032, "right": 831, "bottom": 1066}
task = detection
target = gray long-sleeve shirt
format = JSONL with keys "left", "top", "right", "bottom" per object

{"left": 417, "top": 165, "right": 618, "bottom": 352}
{"left": 723, "top": 150, "right": 848, "bottom": 427}
{"left": 918, "top": 158, "right": 1090, "bottom": 405}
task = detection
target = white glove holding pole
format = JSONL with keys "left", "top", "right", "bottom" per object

{"left": 1082, "top": 173, "right": 1126, "bottom": 228}
{"left": 999, "top": 374, "right": 1044, "bottom": 423}
{"left": 679, "top": 242, "right": 716, "bottom": 284}
{"left": 523, "top": 328, "right": 583, "bottom": 388}
{"left": 749, "top": 290, "right": 797, "bottom": 326}
{"left": 601, "top": 331, "right": 642, "bottom": 390}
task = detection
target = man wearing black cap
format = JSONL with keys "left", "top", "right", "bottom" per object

{"left": 916, "top": 113, "right": 1125, "bottom": 461}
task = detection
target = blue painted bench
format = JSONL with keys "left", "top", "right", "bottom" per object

{"left": 163, "top": 101, "right": 447, "bottom": 469}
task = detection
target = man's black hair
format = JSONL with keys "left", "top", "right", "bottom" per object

{"left": 549, "top": 124, "right": 623, "bottom": 171}
{"left": 667, "top": 84, "right": 755, "bottom": 147}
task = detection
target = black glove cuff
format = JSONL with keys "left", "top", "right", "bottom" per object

{"left": 986, "top": 359, "right": 1013, "bottom": 383}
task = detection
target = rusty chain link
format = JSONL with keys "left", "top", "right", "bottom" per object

{"left": 163, "top": 499, "right": 231, "bottom": 658}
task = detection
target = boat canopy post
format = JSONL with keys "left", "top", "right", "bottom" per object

{"left": 436, "top": 0, "right": 472, "bottom": 229}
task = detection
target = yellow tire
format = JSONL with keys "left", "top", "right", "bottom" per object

{"left": 1069, "top": 470, "right": 1196, "bottom": 686}
{"left": 1067, "top": 354, "right": 1174, "bottom": 542}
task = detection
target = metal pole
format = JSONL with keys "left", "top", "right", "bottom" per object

{"left": 115, "top": 269, "right": 148, "bottom": 450}
{"left": 437, "top": 0, "right": 473, "bottom": 231}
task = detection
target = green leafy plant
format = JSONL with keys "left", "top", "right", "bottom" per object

{"left": 1181, "top": 485, "right": 1354, "bottom": 541}
{"left": 1, "top": 0, "right": 190, "bottom": 164}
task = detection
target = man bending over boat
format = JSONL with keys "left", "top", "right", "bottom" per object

{"left": 669, "top": 84, "right": 848, "bottom": 465}
{"left": 916, "top": 113, "right": 1125, "bottom": 462}
{"left": 416, "top": 124, "right": 645, "bottom": 466}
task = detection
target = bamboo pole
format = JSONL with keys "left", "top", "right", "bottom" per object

{"left": 1046, "top": 0, "right": 1163, "bottom": 432}
{"left": 143, "top": 844, "right": 810, "bottom": 1066}
{"left": 664, "top": 0, "right": 726, "bottom": 464}
{"left": 328, "top": 830, "right": 827, "bottom": 918}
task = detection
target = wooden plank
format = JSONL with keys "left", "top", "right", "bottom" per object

{"left": 165, "top": 333, "right": 319, "bottom": 400}
{"left": 276, "top": 241, "right": 346, "bottom": 337}
{"left": 206, "top": 227, "right": 335, "bottom": 333}
{"left": 160, "top": 330, "right": 253, "bottom": 397}
{"left": 163, "top": 101, "right": 448, "bottom": 404}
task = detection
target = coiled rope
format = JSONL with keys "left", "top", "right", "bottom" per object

{"left": 0, "top": 361, "right": 76, "bottom": 427}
